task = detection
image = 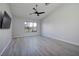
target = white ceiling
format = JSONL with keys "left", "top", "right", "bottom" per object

{"left": 9, "top": 3, "right": 60, "bottom": 20}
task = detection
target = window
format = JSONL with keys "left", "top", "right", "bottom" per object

{"left": 24, "top": 22, "right": 37, "bottom": 32}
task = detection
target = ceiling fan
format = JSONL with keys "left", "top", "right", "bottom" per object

{"left": 30, "top": 4, "right": 45, "bottom": 16}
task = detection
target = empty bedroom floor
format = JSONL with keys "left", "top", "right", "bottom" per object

{"left": 2, "top": 36, "right": 79, "bottom": 56}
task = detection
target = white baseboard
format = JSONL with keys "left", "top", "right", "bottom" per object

{"left": 55, "top": 37, "right": 79, "bottom": 46}
{"left": 0, "top": 39, "right": 12, "bottom": 56}
{"left": 13, "top": 34, "right": 41, "bottom": 39}
{"left": 42, "top": 35, "right": 79, "bottom": 47}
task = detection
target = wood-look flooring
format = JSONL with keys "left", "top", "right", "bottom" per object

{"left": 2, "top": 36, "right": 79, "bottom": 56}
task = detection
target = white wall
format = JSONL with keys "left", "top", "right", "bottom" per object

{"left": 12, "top": 17, "right": 41, "bottom": 38}
{"left": 10, "top": 3, "right": 61, "bottom": 38}
{"left": 42, "top": 4, "right": 79, "bottom": 46}
{"left": 0, "top": 4, "right": 12, "bottom": 55}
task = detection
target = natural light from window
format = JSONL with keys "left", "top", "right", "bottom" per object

{"left": 24, "top": 22, "right": 37, "bottom": 32}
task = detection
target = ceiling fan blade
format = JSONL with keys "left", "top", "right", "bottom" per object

{"left": 33, "top": 8, "right": 37, "bottom": 11}
{"left": 36, "top": 4, "right": 38, "bottom": 7}
{"left": 38, "top": 12, "right": 45, "bottom": 14}
{"left": 36, "top": 4, "right": 38, "bottom": 9}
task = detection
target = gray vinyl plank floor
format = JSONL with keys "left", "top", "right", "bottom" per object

{"left": 2, "top": 36, "right": 79, "bottom": 56}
